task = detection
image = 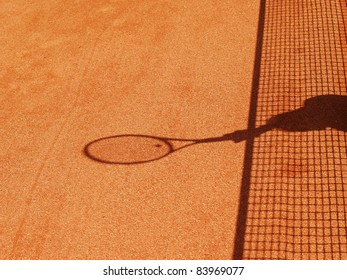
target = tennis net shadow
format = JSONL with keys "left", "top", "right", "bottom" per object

{"left": 233, "top": 0, "right": 347, "bottom": 259}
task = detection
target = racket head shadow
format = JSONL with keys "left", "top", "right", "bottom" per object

{"left": 84, "top": 134, "right": 174, "bottom": 164}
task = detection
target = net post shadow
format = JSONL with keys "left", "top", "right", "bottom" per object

{"left": 232, "top": 0, "right": 266, "bottom": 260}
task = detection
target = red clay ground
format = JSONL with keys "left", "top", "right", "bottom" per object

{"left": 0, "top": 0, "right": 259, "bottom": 259}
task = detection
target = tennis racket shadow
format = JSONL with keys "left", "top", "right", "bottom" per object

{"left": 83, "top": 95, "right": 347, "bottom": 165}
{"left": 83, "top": 133, "right": 241, "bottom": 165}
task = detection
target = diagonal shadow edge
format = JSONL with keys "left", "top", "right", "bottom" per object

{"left": 232, "top": 0, "right": 266, "bottom": 259}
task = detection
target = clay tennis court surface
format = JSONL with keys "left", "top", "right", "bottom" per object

{"left": 1, "top": 0, "right": 347, "bottom": 260}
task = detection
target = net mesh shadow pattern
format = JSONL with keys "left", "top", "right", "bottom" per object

{"left": 241, "top": 0, "right": 347, "bottom": 259}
